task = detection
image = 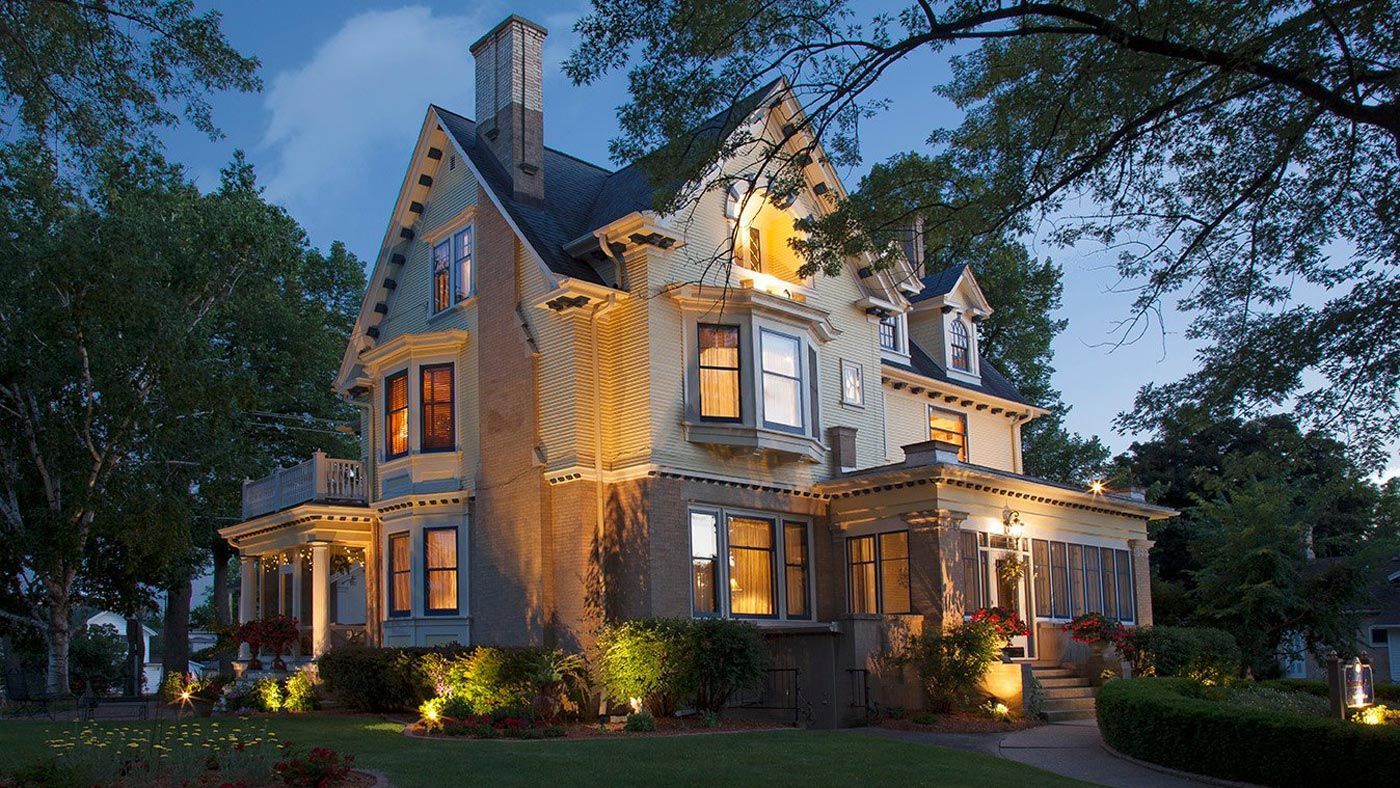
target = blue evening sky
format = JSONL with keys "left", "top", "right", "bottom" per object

{"left": 163, "top": 0, "right": 1372, "bottom": 469}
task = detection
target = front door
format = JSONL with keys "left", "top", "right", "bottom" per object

{"left": 987, "top": 549, "right": 1031, "bottom": 658}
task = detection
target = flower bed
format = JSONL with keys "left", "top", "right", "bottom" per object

{"left": 15, "top": 721, "right": 368, "bottom": 787}
{"left": 407, "top": 714, "right": 787, "bottom": 740}
{"left": 1097, "top": 677, "right": 1400, "bottom": 786}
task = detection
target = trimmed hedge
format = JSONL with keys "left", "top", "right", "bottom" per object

{"left": 1258, "top": 677, "right": 1400, "bottom": 704}
{"left": 1097, "top": 678, "right": 1400, "bottom": 786}
{"left": 317, "top": 645, "right": 466, "bottom": 712}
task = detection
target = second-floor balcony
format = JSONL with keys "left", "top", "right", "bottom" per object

{"left": 241, "top": 451, "right": 366, "bottom": 520}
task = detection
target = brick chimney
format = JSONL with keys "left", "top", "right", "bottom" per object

{"left": 470, "top": 15, "right": 547, "bottom": 204}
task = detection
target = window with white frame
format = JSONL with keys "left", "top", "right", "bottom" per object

{"left": 878, "top": 315, "right": 900, "bottom": 352}
{"left": 841, "top": 359, "right": 864, "bottom": 406}
{"left": 689, "top": 508, "right": 811, "bottom": 619}
{"left": 431, "top": 225, "right": 474, "bottom": 314}
{"left": 760, "top": 329, "right": 803, "bottom": 431}
{"left": 949, "top": 318, "right": 971, "bottom": 370}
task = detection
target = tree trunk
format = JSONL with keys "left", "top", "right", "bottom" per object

{"left": 125, "top": 616, "right": 145, "bottom": 696}
{"left": 45, "top": 590, "right": 71, "bottom": 697}
{"left": 162, "top": 578, "right": 192, "bottom": 688}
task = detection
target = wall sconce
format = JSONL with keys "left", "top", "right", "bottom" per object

{"left": 1001, "top": 505, "right": 1024, "bottom": 542}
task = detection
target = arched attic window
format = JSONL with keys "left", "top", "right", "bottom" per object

{"left": 949, "top": 318, "right": 971, "bottom": 370}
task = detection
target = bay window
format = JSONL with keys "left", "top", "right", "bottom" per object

{"left": 420, "top": 363, "right": 455, "bottom": 452}
{"left": 384, "top": 370, "right": 409, "bottom": 459}
{"left": 760, "top": 329, "right": 803, "bottom": 431}
{"left": 698, "top": 325, "right": 741, "bottom": 420}
{"left": 687, "top": 508, "right": 810, "bottom": 620}
{"left": 424, "top": 527, "right": 458, "bottom": 614}
{"left": 388, "top": 532, "right": 411, "bottom": 616}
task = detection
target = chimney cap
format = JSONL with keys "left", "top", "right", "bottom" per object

{"left": 470, "top": 14, "right": 548, "bottom": 53}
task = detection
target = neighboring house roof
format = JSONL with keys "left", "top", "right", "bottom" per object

{"left": 909, "top": 264, "right": 968, "bottom": 302}
{"left": 1359, "top": 556, "right": 1400, "bottom": 624}
{"left": 885, "top": 340, "right": 1031, "bottom": 405}
{"left": 85, "top": 611, "right": 156, "bottom": 637}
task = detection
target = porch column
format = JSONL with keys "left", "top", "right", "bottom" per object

{"left": 1130, "top": 538, "right": 1155, "bottom": 626}
{"left": 238, "top": 555, "right": 257, "bottom": 660}
{"left": 310, "top": 542, "right": 331, "bottom": 657}
{"left": 903, "top": 508, "right": 969, "bottom": 630}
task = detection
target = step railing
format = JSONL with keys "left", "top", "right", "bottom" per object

{"left": 241, "top": 451, "right": 366, "bottom": 519}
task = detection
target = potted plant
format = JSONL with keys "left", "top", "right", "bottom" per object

{"left": 236, "top": 620, "right": 265, "bottom": 671}
{"left": 970, "top": 606, "right": 1029, "bottom": 661}
{"left": 260, "top": 615, "right": 301, "bottom": 671}
{"left": 1062, "top": 612, "right": 1124, "bottom": 654}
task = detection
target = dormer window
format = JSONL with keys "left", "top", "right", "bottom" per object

{"left": 949, "top": 319, "right": 971, "bottom": 370}
{"left": 432, "top": 225, "right": 474, "bottom": 314}
{"left": 879, "top": 315, "right": 900, "bottom": 352}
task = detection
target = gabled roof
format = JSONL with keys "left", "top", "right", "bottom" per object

{"left": 909, "top": 264, "right": 967, "bottom": 302}
{"left": 885, "top": 340, "right": 1031, "bottom": 405}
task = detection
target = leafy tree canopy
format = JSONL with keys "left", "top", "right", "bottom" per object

{"left": 567, "top": 0, "right": 1399, "bottom": 469}
{"left": 0, "top": 0, "right": 260, "bottom": 161}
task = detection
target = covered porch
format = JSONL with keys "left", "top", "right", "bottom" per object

{"left": 219, "top": 454, "right": 378, "bottom": 662}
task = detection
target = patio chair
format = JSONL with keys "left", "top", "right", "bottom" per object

{"left": 3, "top": 674, "right": 54, "bottom": 719}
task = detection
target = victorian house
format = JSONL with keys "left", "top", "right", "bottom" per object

{"left": 219, "top": 15, "right": 1174, "bottom": 725}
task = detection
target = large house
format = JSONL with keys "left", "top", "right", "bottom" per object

{"left": 220, "top": 15, "right": 1174, "bottom": 724}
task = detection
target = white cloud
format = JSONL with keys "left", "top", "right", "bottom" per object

{"left": 260, "top": 5, "right": 483, "bottom": 251}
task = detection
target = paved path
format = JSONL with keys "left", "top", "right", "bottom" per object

{"left": 854, "top": 719, "right": 1208, "bottom": 788}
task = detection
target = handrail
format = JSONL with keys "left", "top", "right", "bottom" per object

{"left": 241, "top": 451, "right": 365, "bottom": 519}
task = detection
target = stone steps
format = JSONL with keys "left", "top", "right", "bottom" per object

{"left": 1030, "top": 662, "right": 1098, "bottom": 722}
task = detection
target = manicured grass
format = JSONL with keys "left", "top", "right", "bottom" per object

{"left": 0, "top": 715, "right": 1087, "bottom": 787}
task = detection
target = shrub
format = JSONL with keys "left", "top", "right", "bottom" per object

{"left": 415, "top": 646, "right": 588, "bottom": 722}
{"left": 595, "top": 618, "right": 691, "bottom": 715}
{"left": 968, "top": 607, "right": 1028, "bottom": 642}
{"left": 900, "top": 619, "right": 1003, "bottom": 712}
{"left": 283, "top": 668, "right": 319, "bottom": 712}
{"left": 686, "top": 618, "right": 769, "bottom": 713}
{"left": 317, "top": 645, "right": 465, "bottom": 712}
{"left": 273, "top": 746, "right": 354, "bottom": 787}
{"left": 595, "top": 618, "right": 768, "bottom": 717}
{"left": 69, "top": 623, "right": 126, "bottom": 696}
{"left": 624, "top": 710, "right": 656, "bottom": 732}
{"left": 1222, "top": 684, "right": 1329, "bottom": 717}
{"left": 1114, "top": 626, "right": 1241, "bottom": 682}
{"left": 1097, "top": 678, "right": 1400, "bottom": 786}
{"left": 1259, "top": 677, "right": 1400, "bottom": 704}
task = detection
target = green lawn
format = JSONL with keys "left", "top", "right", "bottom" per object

{"left": 0, "top": 716, "right": 1087, "bottom": 787}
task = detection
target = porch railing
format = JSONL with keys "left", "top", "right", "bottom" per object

{"left": 241, "top": 451, "right": 366, "bottom": 519}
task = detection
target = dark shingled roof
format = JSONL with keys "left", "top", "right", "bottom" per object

{"left": 909, "top": 263, "right": 967, "bottom": 303}
{"left": 884, "top": 340, "right": 1031, "bottom": 405}
{"left": 432, "top": 78, "right": 784, "bottom": 287}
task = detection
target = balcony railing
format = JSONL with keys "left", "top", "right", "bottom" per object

{"left": 241, "top": 451, "right": 366, "bottom": 519}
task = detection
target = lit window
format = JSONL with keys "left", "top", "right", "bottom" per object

{"left": 747, "top": 226, "right": 763, "bottom": 272}
{"left": 847, "top": 531, "right": 910, "bottom": 614}
{"left": 949, "top": 319, "right": 971, "bottom": 370}
{"left": 698, "top": 325, "right": 741, "bottom": 420}
{"left": 928, "top": 406, "right": 968, "bottom": 461}
{"left": 424, "top": 528, "right": 458, "bottom": 614}
{"left": 841, "top": 360, "right": 863, "bottom": 406}
{"left": 879, "top": 315, "right": 899, "bottom": 351}
{"left": 760, "top": 329, "right": 803, "bottom": 430}
{"left": 420, "top": 364, "right": 454, "bottom": 452}
{"left": 432, "top": 240, "right": 451, "bottom": 314}
{"left": 690, "top": 508, "right": 808, "bottom": 619}
{"left": 728, "top": 516, "right": 776, "bottom": 616}
{"left": 388, "top": 532, "right": 411, "bottom": 616}
{"left": 453, "top": 227, "right": 473, "bottom": 303}
{"left": 691, "top": 511, "right": 720, "bottom": 616}
{"left": 784, "top": 521, "right": 810, "bottom": 619}
{"left": 384, "top": 371, "right": 409, "bottom": 459}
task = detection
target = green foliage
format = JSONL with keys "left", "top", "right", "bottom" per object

{"left": 624, "top": 711, "right": 657, "bottom": 733}
{"left": 283, "top": 669, "right": 319, "bottom": 713}
{"left": 900, "top": 620, "right": 1004, "bottom": 712}
{"left": 1097, "top": 678, "right": 1400, "bottom": 786}
{"left": 568, "top": 0, "right": 1400, "bottom": 469}
{"left": 316, "top": 646, "right": 459, "bottom": 712}
{"left": 421, "top": 646, "right": 589, "bottom": 721}
{"left": 256, "top": 676, "right": 284, "bottom": 713}
{"left": 1115, "top": 626, "right": 1241, "bottom": 683}
{"left": 595, "top": 618, "right": 768, "bottom": 716}
{"left": 595, "top": 618, "right": 691, "bottom": 716}
{"left": 67, "top": 623, "right": 125, "bottom": 695}
{"left": 1259, "top": 678, "right": 1400, "bottom": 705}
{"left": 1221, "top": 685, "right": 1329, "bottom": 718}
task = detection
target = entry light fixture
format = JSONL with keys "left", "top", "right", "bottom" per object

{"left": 1001, "top": 505, "right": 1024, "bottom": 541}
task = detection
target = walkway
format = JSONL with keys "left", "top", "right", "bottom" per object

{"left": 855, "top": 719, "right": 1209, "bottom": 788}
